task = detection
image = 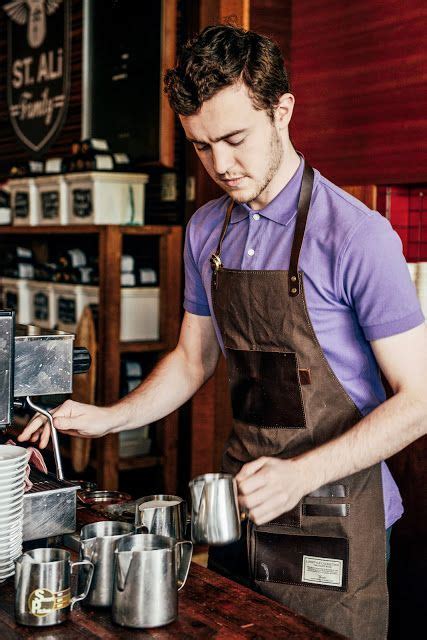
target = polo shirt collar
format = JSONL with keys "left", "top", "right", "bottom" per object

{"left": 230, "top": 155, "right": 304, "bottom": 226}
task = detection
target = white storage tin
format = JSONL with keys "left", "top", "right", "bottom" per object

{"left": 27, "top": 281, "right": 56, "bottom": 329}
{"left": 54, "top": 284, "right": 99, "bottom": 333}
{"left": 64, "top": 172, "right": 149, "bottom": 225}
{"left": 0, "top": 277, "right": 32, "bottom": 324}
{"left": 120, "top": 287, "right": 160, "bottom": 342}
{"left": 8, "top": 178, "right": 39, "bottom": 226}
{"left": 36, "top": 175, "right": 68, "bottom": 225}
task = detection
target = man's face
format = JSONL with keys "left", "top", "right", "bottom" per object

{"left": 180, "top": 82, "right": 284, "bottom": 207}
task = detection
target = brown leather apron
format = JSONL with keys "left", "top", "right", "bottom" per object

{"left": 208, "top": 163, "right": 388, "bottom": 640}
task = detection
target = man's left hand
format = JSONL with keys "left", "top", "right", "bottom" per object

{"left": 236, "top": 456, "right": 315, "bottom": 525}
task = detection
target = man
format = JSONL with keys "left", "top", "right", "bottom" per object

{"left": 20, "top": 25, "right": 426, "bottom": 639}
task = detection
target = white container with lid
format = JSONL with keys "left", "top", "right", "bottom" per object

{"left": 54, "top": 283, "right": 99, "bottom": 333}
{"left": 36, "top": 175, "right": 68, "bottom": 225}
{"left": 64, "top": 172, "right": 148, "bottom": 225}
{"left": 27, "top": 281, "right": 56, "bottom": 329}
{"left": 0, "top": 277, "right": 32, "bottom": 324}
{"left": 120, "top": 287, "right": 160, "bottom": 342}
{"left": 8, "top": 178, "right": 39, "bottom": 226}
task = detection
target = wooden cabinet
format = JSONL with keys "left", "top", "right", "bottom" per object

{"left": 0, "top": 224, "right": 182, "bottom": 491}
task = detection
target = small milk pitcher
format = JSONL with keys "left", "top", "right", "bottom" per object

{"left": 79, "top": 520, "right": 135, "bottom": 607}
{"left": 135, "top": 494, "right": 187, "bottom": 540}
{"left": 189, "top": 473, "right": 241, "bottom": 545}
{"left": 15, "top": 548, "right": 93, "bottom": 626}
{"left": 112, "top": 534, "right": 193, "bottom": 628}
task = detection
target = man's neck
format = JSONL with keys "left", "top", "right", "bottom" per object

{"left": 249, "top": 144, "right": 301, "bottom": 210}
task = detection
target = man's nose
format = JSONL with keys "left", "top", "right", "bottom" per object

{"left": 212, "top": 144, "right": 234, "bottom": 176}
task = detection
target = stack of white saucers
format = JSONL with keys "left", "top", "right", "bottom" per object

{"left": 0, "top": 445, "right": 28, "bottom": 582}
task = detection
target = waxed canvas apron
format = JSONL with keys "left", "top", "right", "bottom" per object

{"left": 208, "top": 163, "right": 388, "bottom": 640}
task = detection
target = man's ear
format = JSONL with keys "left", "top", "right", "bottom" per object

{"left": 274, "top": 93, "right": 295, "bottom": 130}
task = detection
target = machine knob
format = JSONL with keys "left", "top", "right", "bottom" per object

{"left": 72, "top": 347, "right": 92, "bottom": 375}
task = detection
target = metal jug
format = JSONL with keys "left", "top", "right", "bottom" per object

{"left": 135, "top": 494, "right": 187, "bottom": 540}
{"left": 79, "top": 520, "right": 135, "bottom": 607}
{"left": 189, "top": 473, "right": 241, "bottom": 545}
{"left": 14, "top": 548, "right": 93, "bottom": 626}
{"left": 112, "top": 534, "right": 193, "bottom": 628}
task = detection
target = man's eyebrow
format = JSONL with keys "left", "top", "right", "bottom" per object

{"left": 186, "top": 128, "right": 248, "bottom": 145}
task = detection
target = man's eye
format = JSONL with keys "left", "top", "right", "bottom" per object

{"left": 228, "top": 138, "right": 245, "bottom": 147}
{"left": 195, "top": 144, "right": 209, "bottom": 152}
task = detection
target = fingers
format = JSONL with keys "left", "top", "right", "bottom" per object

{"left": 236, "top": 456, "right": 267, "bottom": 483}
{"left": 39, "top": 424, "right": 52, "bottom": 449}
{"left": 18, "top": 414, "right": 47, "bottom": 441}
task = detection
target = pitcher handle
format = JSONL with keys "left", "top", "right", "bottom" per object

{"left": 70, "top": 559, "right": 94, "bottom": 610}
{"left": 176, "top": 540, "right": 193, "bottom": 591}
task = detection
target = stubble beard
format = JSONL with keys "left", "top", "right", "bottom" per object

{"left": 232, "top": 126, "right": 284, "bottom": 205}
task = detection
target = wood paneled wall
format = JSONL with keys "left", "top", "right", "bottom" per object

{"left": 290, "top": 0, "right": 427, "bottom": 185}
{"left": 0, "top": 0, "right": 83, "bottom": 179}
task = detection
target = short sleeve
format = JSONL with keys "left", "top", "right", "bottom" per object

{"left": 339, "top": 214, "right": 424, "bottom": 341}
{"left": 183, "top": 219, "right": 211, "bottom": 316}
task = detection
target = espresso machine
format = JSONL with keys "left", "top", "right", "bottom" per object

{"left": 0, "top": 309, "right": 91, "bottom": 541}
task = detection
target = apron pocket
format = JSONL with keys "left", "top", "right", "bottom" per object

{"left": 226, "top": 348, "right": 306, "bottom": 429}
{"left": 254, "top": 531, "right": 348, "bottom": 592}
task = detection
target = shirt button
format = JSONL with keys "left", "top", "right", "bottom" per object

{"left": 247, "top": 248, "right": 255, "bottom": 256}
{"left": 252, "top": 213, "right": 260, "bottom": 221}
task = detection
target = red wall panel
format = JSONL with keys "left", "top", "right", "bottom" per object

{"left": 290, "top": 0, "right": 427, "bottom": 184}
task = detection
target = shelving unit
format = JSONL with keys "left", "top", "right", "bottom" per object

{"left": 1, "top": 224, "right": 182, "bottom": 491}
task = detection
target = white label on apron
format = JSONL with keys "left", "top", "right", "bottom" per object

{"left": 302, "top": 555, "right": 343, "bottom": 587}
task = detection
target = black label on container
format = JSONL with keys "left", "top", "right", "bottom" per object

{"left": 72, "top": 189, "right": 92, "bottom": 218}
{"left": 41, "top": 191, "right": 60, "bottom": 220}
{"left": 58, "top": 297, "right": 76, "bottom": 324}
{"left": 14, "top": 191, "right": 29, "bottom": 218}
{"left": 34, "top": 292, "right": 49, "bottom": 321}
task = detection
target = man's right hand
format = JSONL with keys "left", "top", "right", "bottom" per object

{"left": 17, "top": 399, "right": 121, "bottom": 449}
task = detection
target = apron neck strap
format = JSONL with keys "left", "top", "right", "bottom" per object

{"left": 288, "top": 163, "right": 314, "bottom": 297}
{"left": 211, "top": 198, "right": 234, "bottom": 271}
{"left": 210, "top": 162, "right": 314, "bottom": 296}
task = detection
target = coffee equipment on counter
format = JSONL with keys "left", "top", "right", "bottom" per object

{"left": 14, "top": 548, "right": 94, "bottom": 627}
{"left": 0, "top": 310, "right": 91, "bottom": 541}
{"left": 112, "top": 534, "right": 193, "bottom": 629}
{"left": 189, "top": 473, "right": 242, "bottom": 545}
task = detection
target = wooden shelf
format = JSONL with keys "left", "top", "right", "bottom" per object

{"left": 3, "top": 223, "right": 182, "bottom": 491}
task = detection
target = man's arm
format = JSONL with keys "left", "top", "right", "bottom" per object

{"left": 237, "top": 323, "right": 427, "bottom": 525}
{"left": 18, "top": 312, "right": 220, "bottom": 447}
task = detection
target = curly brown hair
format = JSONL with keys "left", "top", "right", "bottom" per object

{"left": 164, "top": 24, "right": 290, "bottom": 119}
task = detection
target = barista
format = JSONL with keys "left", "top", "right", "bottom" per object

{"left": 20, "top": 25, "right": 427, "bottom": 640}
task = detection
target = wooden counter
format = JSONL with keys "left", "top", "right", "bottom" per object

{"left": 0, "top": 560, "right": 345, "bottom": 639}
{"left": 0, "top": 507, "right": 345, "bottom": 638}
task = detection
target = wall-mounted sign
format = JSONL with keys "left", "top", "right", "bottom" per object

{"left": 3, "top": 0, "right": 71, "bottom": 153}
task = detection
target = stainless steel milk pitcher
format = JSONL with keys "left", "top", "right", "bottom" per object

{"left": 112, "top": 534, "right": 193, "bottom": 628}
{"left": 189, "top": 473, "right": 241, "bottom": 545}
{"left": 135, "top": 494, "right": 187, "bottom": 540}
{"left": 79, "top": 520, "right": 135, "bottom": 607}
{"left": 15, "top": 548, "right": 93, "bottom": 626}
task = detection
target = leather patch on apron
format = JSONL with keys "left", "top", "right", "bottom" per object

{"left": 254, "top": 532, "right": 349, "bottom": 592}
{"left": 226, "top": 348, "right": 306, "bottom": 429}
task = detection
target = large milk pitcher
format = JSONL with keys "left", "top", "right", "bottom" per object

{"left": 79, "top": 520, "right": 135, "bottom": 607}
{"left": 112, "top": 534, "right": 193, "bottom": 628}
{"left": 15, "top": 548, "right": 93, "bottom": 626}
{"left": 189, "top": 473, "right": 241, "bottom": 545}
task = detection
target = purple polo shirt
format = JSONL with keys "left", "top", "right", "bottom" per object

{"left": 184, "top": 158, "right": 425, "bottom": 528}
